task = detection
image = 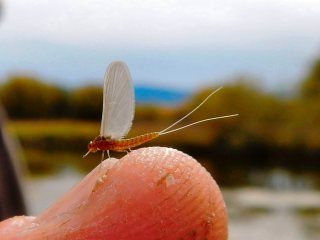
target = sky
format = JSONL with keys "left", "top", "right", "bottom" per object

{"left": 0, "top": 0, "right": 320, "bottom": 92}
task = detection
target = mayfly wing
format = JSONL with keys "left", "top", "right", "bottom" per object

{"left": 100, "top": 61, "right": 135, "bottom": 139}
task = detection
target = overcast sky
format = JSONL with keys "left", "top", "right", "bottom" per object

{"left": 0, "top": 0, "right": 320, "bottom": 91}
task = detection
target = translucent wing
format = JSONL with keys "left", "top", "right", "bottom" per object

{"left": 100, "top": 61, "right": 135, "bottom": 139}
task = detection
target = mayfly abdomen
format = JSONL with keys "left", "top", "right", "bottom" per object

{"left": 112, "top": 132, "right": 159, "bottom": 151}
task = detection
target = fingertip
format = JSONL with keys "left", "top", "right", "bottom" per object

{"left": 1, "top": 147, "right": 228, "bottom": 240}
{"left": 0, "top": 216, "right": 36, "bottom": 239}
{"left": 87, "top": 147, "right": 228, "bottom": 240}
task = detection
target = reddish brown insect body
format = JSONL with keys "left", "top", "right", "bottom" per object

{"left": 82, "top": 62, "right": 237, "bottom": 159}
{"left": 88, "top": 132, "right": 160, "bottom": 153}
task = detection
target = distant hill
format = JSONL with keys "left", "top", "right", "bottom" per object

{"left": 135, "top": 86, "right": 190, "bottom": 105}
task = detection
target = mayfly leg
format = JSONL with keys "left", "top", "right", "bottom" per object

{"left": 99, "top": 150, "right": 110, "bottom": 164}
{"left": 101, "top": 151, "right": 105, "bottom": 162}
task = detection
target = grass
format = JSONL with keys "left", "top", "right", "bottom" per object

{"left": 7, "top": 120, "right": 102, "bottom": 175}
{"left": 7, "top": 120, "right": 99, "bottom": 139}
{"left": 8, "top": 119, "right": 216, "bottom": 145}
{"left": 7, "top": 120, "right": 320, "bottom": 188}
{"left": 7, "top": 119, "right": 217, "bottom": 175}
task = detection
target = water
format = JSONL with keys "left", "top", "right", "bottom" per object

{"left": 23, "top": 169, "right": 320, "bottom": 240}
{"left": 24, "top": 168, "right": 83, "bottom": 215}
{"left": 224, "top": 188, "right": 320, "bottom": 240}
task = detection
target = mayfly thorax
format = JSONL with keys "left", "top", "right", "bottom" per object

{"left": 83, "top": 61, "right": 238, "bottom": 159}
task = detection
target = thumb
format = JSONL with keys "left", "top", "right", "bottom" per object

{"left": 0, "top": 147, "right": 228, "bottom": 240}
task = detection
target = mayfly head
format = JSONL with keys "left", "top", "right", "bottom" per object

{"left": 83, "top": 140, "right": 98, "bottom": 158}
{"left": 88, "top": 140, "right": 99, "bottom": 153}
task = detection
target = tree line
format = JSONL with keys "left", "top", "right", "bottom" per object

{"left": 0, "top": 76, "right": 103, "bottom": 119}
{"left": 0, "top": 57, "right": 319, "bottom": 125}
{"left": 1, "top": 58, "right": 320, "bottom": 179}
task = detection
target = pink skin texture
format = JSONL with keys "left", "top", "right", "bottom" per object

{"left": 0, "top": 147, "right": 228, "bottom": 240}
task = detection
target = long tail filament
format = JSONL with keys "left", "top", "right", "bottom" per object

{"left": 159, "top": 87, "right": 238, "bottom": 135}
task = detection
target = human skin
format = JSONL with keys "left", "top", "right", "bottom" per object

{"left": 0, "top": 147, "right": 228, "bottom": 240}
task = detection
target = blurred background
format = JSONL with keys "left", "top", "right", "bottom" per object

{"left": 0, "top": 0, "right": 320, "bottom": 239}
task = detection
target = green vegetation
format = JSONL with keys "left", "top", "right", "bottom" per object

{"left": 0, "top": 76, "right": 102, "bottom": 119}
{"left": 6, "top": 121, "right": 99, "bottom": 174}
{"left": 0, "top": 76, "right": 68, "bottom": 118}
{"left": 1, "top": 58, "right": 320, "bottom": 187}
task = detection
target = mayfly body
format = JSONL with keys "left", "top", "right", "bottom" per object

{"left": 83, "top": 61, "right": 238, "bottom": 159}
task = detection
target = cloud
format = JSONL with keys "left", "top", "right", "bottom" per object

{"left": 2, "top": 0, "right": 320, "bottom": 49}
{"left": 1, "top": 0, "right": 319, "bottom": 91}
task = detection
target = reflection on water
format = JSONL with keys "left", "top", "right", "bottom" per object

{"left": 24, "top": 168, "right": 83, "bottom": 215}
{"left": 249, "top": 168, "right": 315, "bottom": 190}
{"left": 224, "top": 188, "right": 320, "bottom": 240}
{"left": 24, "top": 169, "right": 320, "bottom": 240}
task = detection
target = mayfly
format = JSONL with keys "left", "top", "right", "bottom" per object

{"left": 83, "top": 61, "right": 238, "bottom": 159}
